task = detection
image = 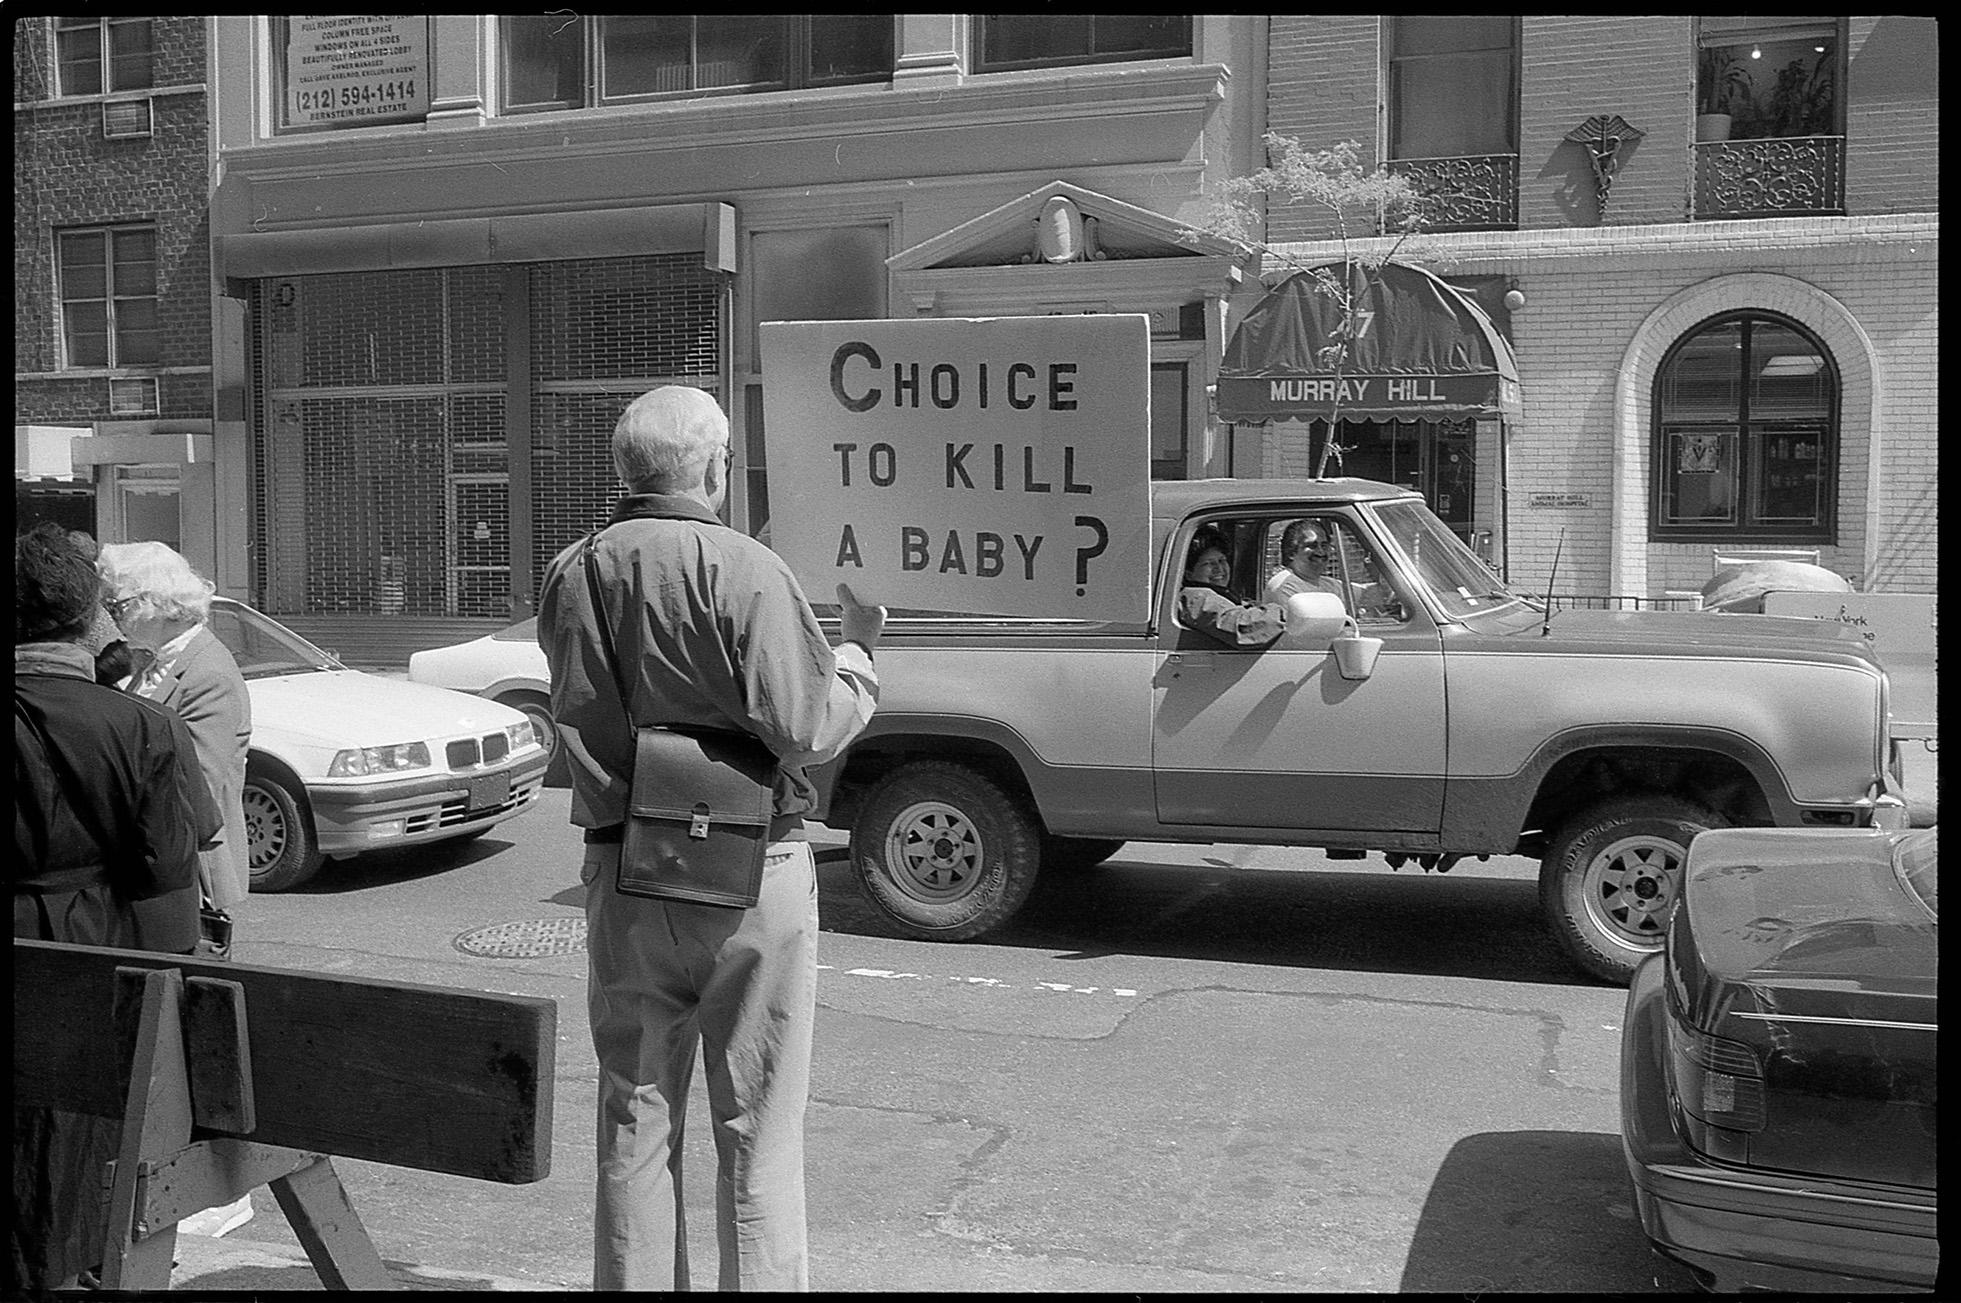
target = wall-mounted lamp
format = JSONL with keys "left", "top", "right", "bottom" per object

{"left": 1564, "top": 115, "right": 1646, "bottom": 220}
{"left": 1502, "top": 288, "right": 1527, "bottom": 312}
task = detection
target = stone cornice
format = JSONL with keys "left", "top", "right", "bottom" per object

{"left": 1265, "top": 213, "right": 1937, "bottom": 277}
{"left": 218, "top": 62, "right": 1230, "bottom": 184}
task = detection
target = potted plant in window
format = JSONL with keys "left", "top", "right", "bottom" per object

{"left": 1696, "top": 46, "right": 1753, "bottom": 142}
{"left": 1763, "top": 51, "right": 1836, "bottom": 137}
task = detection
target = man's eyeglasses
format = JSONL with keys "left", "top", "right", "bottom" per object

{"left": 103, "top": 594, "right": 143, "bottom": 618}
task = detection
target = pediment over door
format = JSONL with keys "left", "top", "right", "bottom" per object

{"left": 889, "top": 181, "right": 1244, "bottom": 318}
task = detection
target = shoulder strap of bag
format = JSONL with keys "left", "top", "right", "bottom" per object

{"left": 581, "top": 530, "right": 638, "bottom": 729}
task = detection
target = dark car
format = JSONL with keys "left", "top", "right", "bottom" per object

{"left": 1620, "top": 825, "right": 1937, "bottom": 1292}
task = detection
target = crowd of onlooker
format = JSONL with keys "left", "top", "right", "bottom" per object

{"left": 12, "top": 524, "right": 256, "bottom": 1292}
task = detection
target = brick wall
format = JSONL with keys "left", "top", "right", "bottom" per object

{"left": 1263, "top": 14, "right": 1381, "bottom": 243}
{"left": 1518, "top": 18, "right": 1690, "bottom": 228}
{"left": 1843, "top": 16, "right": 1942, "bottom": 216}
{"left": 1259, "top": 16, "right": 1940, "bottom": 236}
{"left": 14, "top": 16, "right": 212, "bottom": 421}
{"left": 1487, "top": 224, "right": 1935, "bottom": 595}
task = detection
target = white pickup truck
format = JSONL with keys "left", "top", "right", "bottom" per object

{"left": 814, "top": 478, "right": 1903, "bottom": 983}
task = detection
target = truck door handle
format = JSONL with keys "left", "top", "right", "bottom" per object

{"left": 1164, "top": 653, "right": 1214, "bottom": 673}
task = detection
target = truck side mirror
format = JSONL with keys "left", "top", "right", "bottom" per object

{"left": 1331, "top": 625, "right": 1384, "bottom": 681}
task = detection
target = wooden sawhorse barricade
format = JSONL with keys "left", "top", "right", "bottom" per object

{"left": 13, "top": 938, "right": 556, "bottom": 1290}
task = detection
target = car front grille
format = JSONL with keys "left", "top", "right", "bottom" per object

{"left": 446, "top": 731, "right": 511, "bottom": 770}
{"left": 427, "top": 772, "right": 541, "bottom": 831}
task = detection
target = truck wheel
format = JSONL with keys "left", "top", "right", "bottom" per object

{"left": 1540, "top": 795, "right": 1725, "bottom": 984}
{"left": 852, "top": 762, "right": 1043, "bottom": 941}
{"left": 1042, "top": 835, "right": 1126, "bottom": 873}
{"left": 244, "top": 770, "right": 324, "bottom": 892}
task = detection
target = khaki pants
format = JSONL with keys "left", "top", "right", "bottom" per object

{"left": 582, "top": 840, "right": 816, "bottom": 1292}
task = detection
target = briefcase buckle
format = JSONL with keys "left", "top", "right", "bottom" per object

{"left": 689, "top": 806, "right": 712, "bottom": 839}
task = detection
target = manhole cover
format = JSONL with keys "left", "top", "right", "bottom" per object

{"left": 454, "top": 917, "right": 588, "bottom": 958}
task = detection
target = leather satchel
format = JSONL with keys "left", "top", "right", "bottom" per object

{"left": 620, "top": 726, "right": 776, "bottom": 907}
{"left": 584, "top": 529, "right": 778, "bottom": 909}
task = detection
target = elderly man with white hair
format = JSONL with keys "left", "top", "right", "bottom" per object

{"left": 538, "top": 385, "right": 885, "bottom": 1291}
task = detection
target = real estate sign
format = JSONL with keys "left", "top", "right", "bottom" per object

{"left": 285, "top": 16, "right": 430, "bottom": 129}
{"left": 759, "top": 316, "right": 1152, "bottom": 622}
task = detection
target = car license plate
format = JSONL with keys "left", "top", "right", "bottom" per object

{"left": 467, "top": 771, "right": 511, "bottom": 813}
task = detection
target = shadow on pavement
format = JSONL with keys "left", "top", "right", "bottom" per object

{"left": 1399, "top": 1130, "right": 1697, "bottom": 1293}
{"left": 286, "top": 833, "right": 520, "bottom": 894}
{"left": 813, "top": 848, "right": 1599, "bottom": 987}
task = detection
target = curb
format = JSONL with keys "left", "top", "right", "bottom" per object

{"left": 169, "top": 1231, "right": 575, "bottom": 1292}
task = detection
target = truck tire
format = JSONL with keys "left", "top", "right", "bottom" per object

{"left": 852, "top": 762, "right": 1043, "bottom": 941}
{"left": 1041, "top": 835, "right": 1126, "bottom": 873}
{"left": 1540, "top": 794, "right": 1725, "bottom": 985}
{"left": 244, "top": 769, "right": 324, "bottom": 892}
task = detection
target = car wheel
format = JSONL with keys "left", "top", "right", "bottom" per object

{"left": 852, "top": 761, "right": 1042, "bottom": 941}
{"left": 1540, "top": 794, "right": 1725, "bottom": 984}
{"left": 243, "top": 770, "right": 324, "bottom": 892}
{"left": 1041, "top": 834, "right": 1126, "bottom": 873}
{"left": 498, "top": 691, "right": 558, "bottom": 759}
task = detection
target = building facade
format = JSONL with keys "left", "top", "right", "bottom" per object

{"left": 1251, "top": 15, "right": 1937, "bottom": 598}
{"left": 13, "top": 16, "right": 224, "bottom": 567}
{"left": 16, "top": 16, "right": 1935, "bottom": 650}
{"left": 192, "top": 14, "right": 1264, "bottom": 653}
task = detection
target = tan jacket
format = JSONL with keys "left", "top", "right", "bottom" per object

{"left": 537, "top": 494, "right": 878, "bottom": 841}
{"left": 139, "top": 626, "right": 253, "bottom": 909}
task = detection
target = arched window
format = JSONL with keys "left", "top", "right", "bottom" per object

{"left": 1650, "top": 313, "right": 1836, "bottom": 540}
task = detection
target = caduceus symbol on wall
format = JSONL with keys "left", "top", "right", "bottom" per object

{"left": 1565, "top": 115, "right": 1646, "bottom": 220}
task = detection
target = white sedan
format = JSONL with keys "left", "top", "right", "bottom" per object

{"left": 406, "top": 617, "right": 557, "bottom": 760}
{"left": 206, "top": 599, "right": 549, "bottom": 891}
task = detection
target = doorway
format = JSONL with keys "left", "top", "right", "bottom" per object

{"left": 1314, "top": 417, "right": 1477, "bottom": 543}
{"left": 108, "top": 464, "right": 182, "bottom": 552}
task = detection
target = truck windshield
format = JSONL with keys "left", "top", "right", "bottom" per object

{"left": 1369, "top": 500, "right": 1523, "bottom": 621}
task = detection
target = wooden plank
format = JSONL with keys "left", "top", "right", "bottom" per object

{"left": 102, "top": 969, "right": 191, "bottom": 1291}
{"left": 14, "top": 939, "right": 556, "bottom": 1183}
{"left": 137, "top": 1140, "right": 320, "bottom": 1236}
{"left": 184, "top": 977, "right": 256, "bottom": 1134}
{"left": 270, "top": 1156, "right": 396, "bottom": 1291}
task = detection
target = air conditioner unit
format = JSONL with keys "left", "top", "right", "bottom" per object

{"left": 101, "top": 98, "right": 154, "bottom": 140}
{"left": 109, "top": 377, "right": 160, "bottom": 416}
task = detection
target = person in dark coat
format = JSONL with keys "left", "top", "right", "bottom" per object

{"left": 10, "top": 522, "right": 213, "bottom": 1293}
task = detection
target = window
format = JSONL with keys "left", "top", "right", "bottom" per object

{"left": 746, "top": 224, "right": 888, "bottom": 536}
{"left": 1697, "top": 19, "right": 1841, "bottom": 140}
{"left": 504, "top": 15, "right": 893, "bottom": 112}
{"left": 55, "top": 17, "right": 154, "bottom": 96}
{"left": 58, "top": 226, "right": 160, "bottom": 369}
{"left": 975, "top": 15, "right": 1191, "bottom": 72}
{"left": 1149, "top": 363, "right": 1190, "bottom": 481}
{"left": 1651, "top": 314, "right": 1836, "bottom": 541}
{"left": 1387, "top": 16, "right": 1516, "bottom": 158}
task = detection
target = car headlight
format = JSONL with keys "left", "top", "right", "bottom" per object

{"left": 506, "top": 721, "right": 538, "bottom": 753}
{"left": 328, "top": 742, "right": 433, "bottom": 777}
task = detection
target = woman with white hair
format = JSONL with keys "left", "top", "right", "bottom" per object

{"left": 97, "top": 541, "right": 258, "bottom": 1236}
{"left": 97, "top": 542, "right": 251, "bottom": 911}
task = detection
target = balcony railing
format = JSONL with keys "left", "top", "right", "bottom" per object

{"left": 1694, "top": 136, "right": 1846, "bottom": 219}
{"left": 1386, "top": 154, "right": 1520, "bottom": 231}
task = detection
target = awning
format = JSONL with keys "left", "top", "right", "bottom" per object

{"left": 1217, "top": 262, "right": 1521, "bottom": 422}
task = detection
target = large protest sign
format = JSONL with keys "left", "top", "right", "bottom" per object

{"left": 759, "top": 316, "right": 1152, "bottom": 621}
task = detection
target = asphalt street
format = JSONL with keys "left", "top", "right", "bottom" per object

{"left": 165, "top": 784, "right": 1708, "bottom": 1292}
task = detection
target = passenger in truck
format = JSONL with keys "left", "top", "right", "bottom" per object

{"left": 1177, "top": 529, "right": 1285, "bottom": 648}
